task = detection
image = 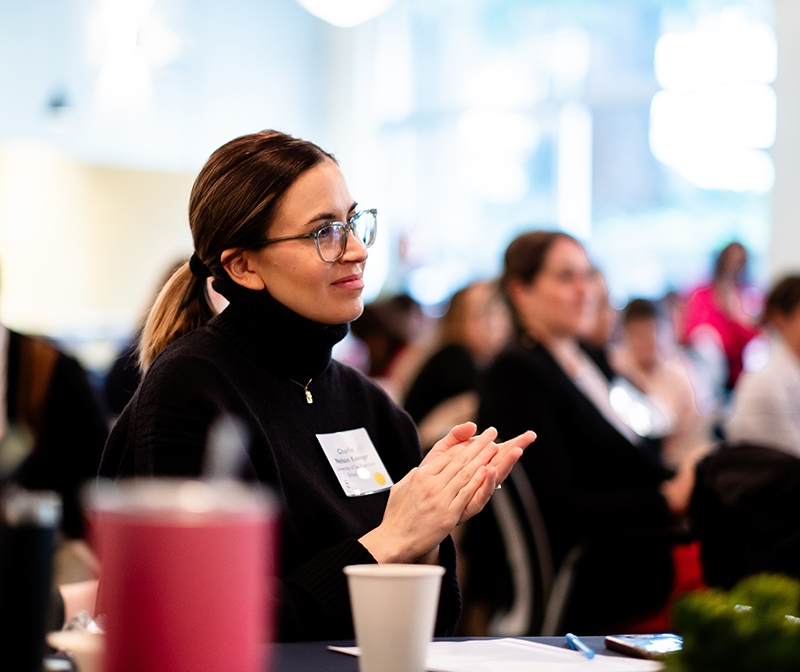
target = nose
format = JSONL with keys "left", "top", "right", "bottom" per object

{"left": 340, "top": 229, "right": 368, "bottom": 263}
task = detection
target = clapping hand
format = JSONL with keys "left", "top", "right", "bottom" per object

{"left": 359, "top": 422, "right": 535, "bottom": 564}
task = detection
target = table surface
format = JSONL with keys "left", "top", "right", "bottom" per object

{"left": 272, "top": 636, "right": 621, "bottom": 672}
{"left": 45, "top": 635, "right": 623, "bottom": 671}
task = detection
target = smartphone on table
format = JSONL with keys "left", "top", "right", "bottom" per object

{"left": 604, "top": 633, "right": 683, "bottom": 660}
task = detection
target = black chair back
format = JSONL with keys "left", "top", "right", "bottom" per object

{"left": 691, "top": 442, "right": 800, "bottom": 589}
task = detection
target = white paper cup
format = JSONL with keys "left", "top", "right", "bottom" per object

{"left": 344, "top": 564, "right": 445, "bottom": 672}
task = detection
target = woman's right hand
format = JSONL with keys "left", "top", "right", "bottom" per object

{"left": 358, "top": 423, "right": 534, "bottom": 564}
{"left": 359, "top": 425, "right": 500, "bottom": 564}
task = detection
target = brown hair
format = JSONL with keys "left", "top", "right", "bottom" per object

{"left": 622, "top": 297, "right": 659, "bottom": 324}
{"left": 439, "top": 280, "right": 500, "bottom": 346}
{"left": 764, "top": 275, "right": 800, "bottom": 324}
{"left": 500, "top": 229, "right": 578, "bottom": 331}
{"left": 713, "top": 241, "right": 747, "bottom": 284}
{"left": 139, "top": 130, "right": 336, "bottom": 370}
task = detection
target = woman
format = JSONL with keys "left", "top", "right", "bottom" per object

{"left": 681, "top": 241, "right": 761, "bottom": 394}
{"left": 404, "top": 280, "right": 510, "bottom": 449}
{"left": 726, "top": 275, "right": 800, "bottom": 456}
{"left": 471, "top": 230, "right": 695, "bottom": 634}
{"left": 98, "top": 130, "right": 534, "bottom": 641}
{"left": 611, "top": 298, "right": 710, "bottom": 470}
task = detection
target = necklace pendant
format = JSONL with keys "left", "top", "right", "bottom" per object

{"left": 304, "top": 389, "right": 313, "bottom": 404}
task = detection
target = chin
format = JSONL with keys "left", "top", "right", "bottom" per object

{"left": 343, "top": 299, "right": 365, "bottom": 323}
{"left": 317, "top": 302, "right": 364, "bottom": 325}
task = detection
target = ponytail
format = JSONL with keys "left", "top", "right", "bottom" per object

{"left": 138, "top": 262, "right": 215, "bottom": 371}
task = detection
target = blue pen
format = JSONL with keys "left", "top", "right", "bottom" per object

{"left": 566, "top": 632, "right": 595, "bottom": 659}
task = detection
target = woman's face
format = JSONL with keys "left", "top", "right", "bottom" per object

{"left": 231, "top": 159, "right": 368, "bottom": 325}
{"left": 512, "top": 237, "right": 596, "bottom": 341}
{"left": 460, "top": 283, "right": 511, "bottom": 361}
{"left": 773, "top": 303, "right": 800, "bottom": 358}
{"left": 624, "top": 316, "right": 658, "bottom": 370}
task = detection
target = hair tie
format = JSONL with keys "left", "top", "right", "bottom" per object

{"left": 189, "top": 252, "right": 211, "bottom": 279}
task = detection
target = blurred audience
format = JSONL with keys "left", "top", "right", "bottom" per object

{"left": 105, "top": 259, "right": 229, "bottom": 417}
{"left": 680, "top": 242, "right": 761, "bottom": 400}
{"left": 349, "top": 293, "right": 432, "bottom": 402}
{"left": 466, "top": 230, "right": 699, "bottom": 635}
{"left": 725, "top": 275, "right": 800, "bottom": 456}
{"left": 581, "top": 267, "right": 619, "bottom": 353}
{"left": 403, "top": 280, "right": 511, "bottom": 449}
{"left": 0, "top": 323, "right": 109, "bottom": 584}
{"left": 611, "top": 298, "right": 712, "bottom": 470}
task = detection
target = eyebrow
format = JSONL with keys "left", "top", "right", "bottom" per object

{"left": 305, "top": 202, "right": 358, "bottom": 227}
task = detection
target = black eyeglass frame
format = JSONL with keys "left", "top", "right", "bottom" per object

{"left": 248, "top": 208, "right": 377, "bottom": 263}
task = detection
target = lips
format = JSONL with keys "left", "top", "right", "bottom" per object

{"left": 333, "top": 274, "right": 364, "bottom": 290}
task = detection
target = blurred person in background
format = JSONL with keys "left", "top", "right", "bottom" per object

{"left": 348, "top": 293, "right": 431, "bottom": 402}
{"left": 466, "top": 230, "right": 699, "bottom": 635}
{"left": 611, "top": 298, "right": 711, "bottom": 470}
{"left": 680, "top": 242, "right": 761, "bottom": 403}
{"left": 581, "top": 267, "right": 619, "bottom": 356}
{"left": 403, "top": 280, "right": 511, "bottom": 449}
{"left": 0, "top": 320, "right": 109, "bottom": 583}
{"left": 104, "top": 258, "right": 229, "bottom": 418}
{"left": 104, "top": 258, "right": 187, "bottom": 418}
{"left": 725, "top": 275, "right": 800, "bottom": 456}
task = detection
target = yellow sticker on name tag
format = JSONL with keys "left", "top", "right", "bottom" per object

{"left": 316, "top": 428, "right": 394, "bottom": 497}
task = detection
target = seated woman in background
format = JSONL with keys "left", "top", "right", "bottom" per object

{"left": 470, "top": 230, "right": 697, "bottom": 635}
{"left": 725, "top": 275, "right": 800, "bottom": 456}
{"left": 611, "top": 298, "right": 711, "bottom": 470}
{"left": 98, "top": 130, "right": 534, "bottom": 642}
{"left": 681, "top": 241, "right": 761, "bottom": 399}
{"left": 403, "top": 280, "right": 511, "bottom": 449}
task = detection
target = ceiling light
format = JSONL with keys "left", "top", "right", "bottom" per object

{"left": 295, "top": 0, "right": 396, "bottom": 28}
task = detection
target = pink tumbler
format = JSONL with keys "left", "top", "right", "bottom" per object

{"left": 88, "top": 479, "right": 278, "bottom": 672}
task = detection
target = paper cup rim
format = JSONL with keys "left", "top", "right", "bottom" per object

{"left": 344, "top": 564, "right": 446, "bottom": 578}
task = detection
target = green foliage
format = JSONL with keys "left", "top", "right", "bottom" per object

{"left": 665, "top": 574, "right": 800, "bottom": 672}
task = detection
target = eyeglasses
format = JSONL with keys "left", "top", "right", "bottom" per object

{"left": 250, "top": 209, "right": 377, "bottom": 263}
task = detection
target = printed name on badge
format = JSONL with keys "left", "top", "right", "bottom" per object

{"left": 316, "top": 428, "right": 394, "bottom": 497}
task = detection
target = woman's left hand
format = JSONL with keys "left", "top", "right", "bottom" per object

{"left": 422, "top": 422, "right": 536, "bottom": 523}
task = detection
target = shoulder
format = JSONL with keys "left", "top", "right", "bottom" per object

{"left": 486, "top": 339, "right": 553, "bottom": 379}
{"left": 135, "top": 328, "right": 242, "bottom": 405}
{"left": 148, "top": 326, "right": 231, "bottom": 373}
{"left": 581, "top": 343, "right": 615, "bottom": 380}
{"left": 429, "top": 343, "right": 473, "bottom": 366}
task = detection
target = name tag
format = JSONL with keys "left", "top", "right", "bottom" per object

{"left": 316, "top": 428, "right": 394, "bottom": 497}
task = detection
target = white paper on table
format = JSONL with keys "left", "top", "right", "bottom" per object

{"left": 329, "top": 638, "right": 665, "bottom": 672}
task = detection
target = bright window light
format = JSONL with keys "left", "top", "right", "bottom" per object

{"left": 457, "top": 110, "right": 539, "bottom": 203}
{"left": 650, "top": 7, "right": 776, "bottom": 192}
{"left": 655, "top": 8, "right": 777, "bottom": 90}
{"left": 549, "top": 27, "right": 592, "bottom": 89}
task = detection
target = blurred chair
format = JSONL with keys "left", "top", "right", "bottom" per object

{"left": 485, "top": 467, "right": 584, "bottom": 637}
{"left": 690, "top": 442, "right": 800, "bottom": 589}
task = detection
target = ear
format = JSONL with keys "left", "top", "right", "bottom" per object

{"left": 221, "top": 249, "right": 266, "bottom": 291}
{"left": 505, "top": 277, "right": 528, "bottom": 310}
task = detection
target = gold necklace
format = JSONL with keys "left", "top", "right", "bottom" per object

{"left": 289, "top": 378, "right": 313, "bottom": 404}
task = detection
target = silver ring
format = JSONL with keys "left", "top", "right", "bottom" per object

{"left": 494, "top": 483, "right": 502, "bottom": 491}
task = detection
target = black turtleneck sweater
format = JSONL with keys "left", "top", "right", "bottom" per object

{"left": 99, "top": 277, "right": 460, "bottom": 641}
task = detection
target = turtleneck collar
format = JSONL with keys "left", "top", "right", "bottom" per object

{"left": 209, "top": 274, "right": 350, "bottom": 381}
